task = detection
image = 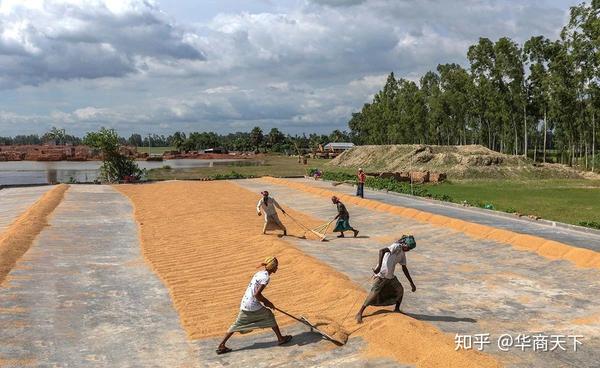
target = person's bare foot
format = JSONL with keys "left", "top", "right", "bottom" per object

{"left": 337, "top": 234, "right": 344, "bottom": 238}
{"left": 216, "top": 346, "right": 232, "bottom": 355}
{"left": 278, "top": 335, "right": 293, "bottom": 345}
{"left": 353, "top": 230, "right": 359, "bottom": 238}
{"left": 355, "top": 313, "right": 363, "bottom": 324}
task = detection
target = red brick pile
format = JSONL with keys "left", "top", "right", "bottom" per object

{"left": 0, "top": 145, "right": 102, "bottom": 161}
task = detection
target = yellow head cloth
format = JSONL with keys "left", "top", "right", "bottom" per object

{"left": 261, "top": 256, "right": 278, "bottom": 272}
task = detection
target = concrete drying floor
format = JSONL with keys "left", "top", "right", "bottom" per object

{"left": 236, "top": 178, "right": 600, "bottom": 368}
{"left": 0, "top": 181, "right": 598, "bottom": 367}
{"left": 0, "top": 185, "right": 398, "bottom": 368}
{"left": 0, "top": 186, "right": 53, "bottom": 233}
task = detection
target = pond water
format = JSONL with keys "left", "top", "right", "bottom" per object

{"left": 0, "top": 159, "right": 260, "bottom": 186}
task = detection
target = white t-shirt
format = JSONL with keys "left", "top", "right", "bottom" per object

{"left": 376, "top": 242, "right": 407, "bottom": 279}
{"left": 240, "top": 270, "right": 270, "bottom": 311}
{"left": 257, "top": 197, "right": 283, "bottom": 218}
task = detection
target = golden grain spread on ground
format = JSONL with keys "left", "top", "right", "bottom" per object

{"left": 116, "top": 181, "right": 499, "bottom": 367}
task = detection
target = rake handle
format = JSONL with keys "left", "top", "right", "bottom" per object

{"left": 273, "top": 307, "right": 304, "bottom": 323}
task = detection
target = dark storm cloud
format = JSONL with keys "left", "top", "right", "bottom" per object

{"left": 0, "top": 0, "right": 204, "bottom": 87}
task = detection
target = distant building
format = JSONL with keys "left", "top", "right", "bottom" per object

{"left": 323, "top": 142, "right": 355, "bottom": 152}
{"left": 314, "top": 142, "right": 355, "bottom": 158}
{"left": 203, "top": 147, "right": 229, "bottom": 154}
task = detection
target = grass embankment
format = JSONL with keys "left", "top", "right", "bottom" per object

{"left": 427, "top": 179, "right": 600, "bottom": 227}
{"left": 326, "top": 171, "right": 600, "bottom": 228}
{"left": 147, "top": 155, "right": 332, "bottom": 180}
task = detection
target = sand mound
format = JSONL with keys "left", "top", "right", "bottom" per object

{"left": 116, "top": 181, "right": 499, "bottom": 367}
{"left": 329, "top": 144, "right": 596, "bottom": 179}
{"left": 0, "top": 184, "right": 68, "bottom": 284}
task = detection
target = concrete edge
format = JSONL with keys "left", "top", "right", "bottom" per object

{"left": 0, "top": 183, "right": 54, "bottom": 190}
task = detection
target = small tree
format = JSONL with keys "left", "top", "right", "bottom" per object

{"left": 43, "top": 127, "right": 66, "bottom": 145}
{"left": 250, "top": 126, "right": 264, "bottom": 151}
{"left": 83, "top": 128, "right": 143, "bottom": 183}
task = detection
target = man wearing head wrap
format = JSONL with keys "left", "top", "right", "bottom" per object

{"left": 356, "top": 168, "right": 366, "bottom": 198}
{"left": 331, "top": 196, "right": 359, "bottom": 238}
{"left": 355, "top": 235, "right": 417, "bottom": 323}
{"left": 257, "top": 191, "right": 287, "bottom": 236}
{"left": 216, "top": 256, "right": 292, "bottom": 354}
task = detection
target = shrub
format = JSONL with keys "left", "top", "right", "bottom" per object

{"left": 321, "top": 170, "right": 454, "bottom": 201}
{"left": 579, "top": 221, "right": 600, "bottom": 230}
{"left": 83, "top": 128, "right": 143, "bottom": 183}
{"left": 323, "top": 171, "right": 355, "bottom": 182}
{"left": 211, "top": 171, "right": 248, "bottom": 180}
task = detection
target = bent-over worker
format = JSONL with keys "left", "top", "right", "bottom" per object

{"left": 331, "top": 196, "right": 359, "bottom": 238}
{"left": 216, "top": 257, "right": 292, "bottom": 354}
{"left": 257, "top": 191, "right": 287, "bottom": 236}
{"left": 356, "top": 235, "right": 417, "bottom": 323}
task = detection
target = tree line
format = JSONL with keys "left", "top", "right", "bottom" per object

{"left": 1, "top": 126, "right": 352, "bottom": 154}
{"left": 0, "top": 127, "right": 82, "bottom": 146}
{"left": 349, "top": 1, "right": 599, "bottom": 170}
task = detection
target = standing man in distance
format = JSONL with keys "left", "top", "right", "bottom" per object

{"left": 356, "top": 168, "right": 366, "bottom": 198}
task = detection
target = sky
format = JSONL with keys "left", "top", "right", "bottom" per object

{"left": 0, "top": 0, "right": 578, "bottom": 137}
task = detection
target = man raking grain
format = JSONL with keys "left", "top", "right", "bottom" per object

{"left": 216, "top": 256, "right": 292, "bottom": 354}
{"left": 356, "top": 235, "right": 417, "bottom": 323}
{"left": 257, "top": 190, "right": 287, "bottom": 236}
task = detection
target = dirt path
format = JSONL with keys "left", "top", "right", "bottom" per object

{"left": 116, "top": 181, "right": 498, "bottom": 368}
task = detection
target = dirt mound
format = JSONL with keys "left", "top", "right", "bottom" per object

{"left": 330, "top": 144, "right": 596, "bottom": 179}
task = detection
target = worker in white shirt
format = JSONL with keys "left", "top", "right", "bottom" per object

{"left": 257, "top": 191, "right": 287, "bottom": 236}
{"left": 216, "top": 257, "right": 292, "bottom": 354}
{"left": 355, "top": 235, "right": 417, "bottom": 323}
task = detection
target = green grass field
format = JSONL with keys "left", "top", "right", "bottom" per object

{"left": 426, "top": 179, "right": 600, "bottom": 226}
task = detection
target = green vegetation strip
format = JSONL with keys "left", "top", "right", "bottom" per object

{"left": 322, "top": 171, "right": 600, "bottom": 229}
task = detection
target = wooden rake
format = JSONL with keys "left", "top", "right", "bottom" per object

{"left": 284, "top": 213, "right": 331, "bottom": 241}
{"left": 274, "top": 307, "right": 344, "bottom": 346}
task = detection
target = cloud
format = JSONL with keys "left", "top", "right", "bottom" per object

{"left": 0, "top": 0, "right": 204, "bottom": 87}
{"left": 0, "top": 0, "right": 571, "bottom": 136}
{"left": 308, "top": 0, "right": 366, "bottom": 7}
